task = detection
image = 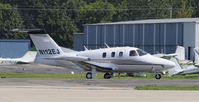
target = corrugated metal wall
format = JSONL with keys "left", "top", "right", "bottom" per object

{"left": 80, "top": 23, "right": 183, "bottom": 54}
{"left": 74, "top": 33, "right": 84, "bottom": 51}
{"left": 0, "top": 39, "right": 30, "bottom": 58}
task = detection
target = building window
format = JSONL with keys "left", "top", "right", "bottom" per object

{"left": 111, "top": 52, "right": 115, "bottom": 57}
{"left": 102, "top": 52, "right": 106, "bottom": 58}
{"left": 129, "top": 50, "right": 138, "bottom": 56}
{"left": 119, "top": 51, "right": 123, "bottom": 57}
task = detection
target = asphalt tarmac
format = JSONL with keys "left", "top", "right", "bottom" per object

{"left": 1, "top": 64, "right": 199, "bottom": 102}
{"left": 0, "top": 63, "right": 85, "bottom": 73}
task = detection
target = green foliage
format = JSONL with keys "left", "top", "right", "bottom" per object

{"left": 36, "top": 9, "right": 77, "bottom": 48}
{"left": 78, "top": 0, "right": 116, "bottom": 24}
{"left": 0, "top": 3, "right": 25, "bottom": 39}
{"left": 177, "top": 0, "right": 194, "bottom": 18}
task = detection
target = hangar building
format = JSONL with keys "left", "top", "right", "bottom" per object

{"left": 0, "top": 39, "right": 30, "bottom": 58}
{"left": 74, "top": 18, "right": 199, "bottom": 60}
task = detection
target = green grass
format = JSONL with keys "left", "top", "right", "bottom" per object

{"left": 0, "top": 73, "right": 105, "bottom": 79}
{"left": 114, "top": 73, "right": 199, "bottom": 80}
{"left": 1, "top": 73, "right": 199, "bottom": 79}
{"left": 135, "top": 85, "right": 199, "bottom": 90}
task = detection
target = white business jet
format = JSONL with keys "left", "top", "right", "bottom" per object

{"left": 0, "top": 51, "right": 37, "bottom": 65}
{"left": 13, "top": 29, "right": 175, "bottom": 79}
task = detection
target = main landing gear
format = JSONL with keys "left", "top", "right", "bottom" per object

{"left": 104, "top": 72, "right": 112, "bottom": 79}
{"left": 86, "top": 72, "right": 113, "bottom": 79}
{"left": 155, "top": 73, "right": 161, "bottom": 79}
{"left": 86, "top": 72, "right": 92, "bottom": 79}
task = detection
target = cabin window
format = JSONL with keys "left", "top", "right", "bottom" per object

{"left": 129, "top": 50, "right": 138, "bottom": 56}
{"left": 111, "top": 52, "right": 115, "bottom": 57}
{"left": 102, "top": 52, "right": 106, "bottom": 58}
{"left": 137, "top": 49, "right": 148, "bottom": 56}
{"left": 119, "top": 52, "right": 123, "bottom": 57}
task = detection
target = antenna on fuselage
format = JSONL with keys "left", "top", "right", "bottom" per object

{"left": 104, "top": 43, "right": 110, "bottom": 48}
{"left": 84, "top": 46, "right": 88, "bottom": 50}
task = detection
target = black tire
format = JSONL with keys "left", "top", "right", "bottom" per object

{"left": 86, "top": 72, "right": 92, "bottom": 79}
{"left": 155, "top": 74, "right": 161, "bottom": 79}
{"left": 104, "top": 73, "right": 111, "bottom": 79}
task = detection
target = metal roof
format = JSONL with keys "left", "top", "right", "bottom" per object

{"left": 85, "top": 18, "right": 199, "bottom": 26}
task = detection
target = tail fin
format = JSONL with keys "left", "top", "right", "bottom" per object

{"left": 20, "top": 51, "right": 37, "bottom": 63}
{"left": 175, "top": 46, "right": 185, "bottom": 60}
{"left": 194, "top": 47, "right": 199, "bottom": 65}
{"left": 29, "top": 30, "right": 64, "bottom": 58}
{"left": 168, "top": 58, "right": 183, "bottom": 76}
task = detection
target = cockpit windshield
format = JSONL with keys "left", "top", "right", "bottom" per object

{"left": 137, "top": 49, "right": 148, "bottom": 56}
{"left": 129, "top": 50, "right": 138, "bottom": 56}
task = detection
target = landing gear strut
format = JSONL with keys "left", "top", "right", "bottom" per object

{"left": 104, "top": 72, "right": 112, "bottom": 79}
{"left": 86, "top": 72, "right": 92, "bottom": 79}
{"left": 155, "top": 73, "right": 161, "bottom": 79}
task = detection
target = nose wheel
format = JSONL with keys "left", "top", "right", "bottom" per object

{"left": 86, "top": 72, "right": 92, "bottom": 79}
{"left": 155, "top": 73, "right": 161, "bottom": 79}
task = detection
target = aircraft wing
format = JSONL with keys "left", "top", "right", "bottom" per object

{"left": 153, "top": 53, "right": 177, "bottom": 58}
{"left": 83, "top": 61, "right": 117, "bottom": 71}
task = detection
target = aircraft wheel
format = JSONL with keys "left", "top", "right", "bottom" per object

{"left": 155, "top": 73, "right": 161, "bottom": 79}
{"left": 104, "top": 73, "right": 111, "bottom": 79}
{"left": 86, "top": 72, "right": 92, "bottom": 79}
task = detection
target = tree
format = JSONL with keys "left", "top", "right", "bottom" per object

{"left": 0, "top": 3, "right": 25, "bottom": 39}
{"left": 0, "top": 0, "right": 78, "bottom": 48}
{"left": 36, "top": 9, "right": 78, "bottom": 48}
{"left": 177, "top": 0, "right": 194, "bottom": 18}
{"left": 78, "top": 0, "right": 116, "bottom": 27}
{"left": 63, "top": 0, "right": 85, "bottom": 20}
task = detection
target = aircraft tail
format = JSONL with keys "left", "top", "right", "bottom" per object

{"left": 167, "top": 58, "right": 183, "bottom": 76}
{"left": 20, "top": 51, "right": 37, "bottom": 63}
{"left": 175, "top": 46, "right": 185, "bottom": 60}
{"left": 28, "top": 29, "right": 65, "bottom": 58}
{"left": 194, "top": 47, "right": 199, "bottom": 65}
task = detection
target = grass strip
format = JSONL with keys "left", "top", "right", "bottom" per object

{"left": 1, "top": 73, "right": 199, "bottom": 79}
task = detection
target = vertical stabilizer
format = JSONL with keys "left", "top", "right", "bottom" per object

{"left": 194, "top": 47, "right": 199, "bottom": 64}
{"left": 175, "top": 46, "right": 185, "bottom": 60}
{"left": 28, "top": 30, "right": 64, "bottom": 58}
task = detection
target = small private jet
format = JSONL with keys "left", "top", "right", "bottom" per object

{"left": 0, "top": 51, "right": 37, "bottom": 65}
{"left": 13, "top": 29, "right": 175, "bottom": 79}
